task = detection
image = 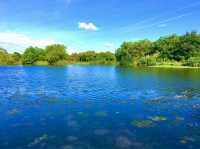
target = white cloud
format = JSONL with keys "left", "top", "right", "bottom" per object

{"left": 78, "top": 22, "right": 98, "bottom": 31}
{"left": 0, "top": 32, "right": 58, "bottom": 52}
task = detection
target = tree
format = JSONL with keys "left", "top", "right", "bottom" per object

{"left": 45, "top": 44, "right": 67, "bottom": 65}
{"left": 79, "top": 51, "right": 96, "bottom": 62}
{"left": 12, "top": 52, "right": 21, "bottom": 63}
{"left": 22, "top": 47, "right": 44, "bottom": 64}
{"left": 115, "top": 40, "right": 153, "bottom": 66}
{"left": 0, "top": 47, "right": 7, "bottom": 54}
{"left": 180, "top": 31, "right": 200, "bottom": 59}
{"left": 0, "top": 50, "right": 9, "bottom": 65}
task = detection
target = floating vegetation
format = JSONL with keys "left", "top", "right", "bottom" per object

{"left": 150, "top": 116, "right": 167, "bottom": 122}
{"left": 131, "top": 120, "right": 154, "bottom": 128}
{"left": 175, "top": 95, "right": 187, "bottom": 100}
{"left": 94, "top": 129, "right": 109, "bottom": 136}
{"left": 95, "top": 111, "right": 108, "bottom": 117}
{"left": 28, "top": 134, "right": 48, "bottom": 147}
{"left": 174, "top": 89, "right": 194, "bottom": 100}
{"left": 179, "top": 136, "right": 195, "bottom": 144}
{"left": 115, "top": 136, "right": 132, "bottom": 148}
{"left": 145, "top": 96, "right": 169, "bottom": 105}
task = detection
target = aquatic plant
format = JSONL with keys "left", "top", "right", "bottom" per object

{"left": 145, "top": 96, "right": 169, "bottom": 105}
{"left": 179, "top": 136, "right": 195, "bottom": 144}
{"left": 150, "top": 116, "right": 167, "bottom": 122}
{"left": 28, "top": 134, "right": 48, "bottom": 147}
{"left": 131, "top": 120, "right": 154, "bottom": 128}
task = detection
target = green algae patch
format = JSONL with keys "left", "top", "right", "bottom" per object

{"left": 150, "top": 116, "right": 167, "bottom": 122}
{"left": 131, "top": 120, "right": 154, "bottom": 128}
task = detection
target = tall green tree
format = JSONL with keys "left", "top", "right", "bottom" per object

{"left": 45, "top": 44, "right": 67, "bottom": 65}
{"left": 22, "top": 47, "right": 44, "bottom": 64}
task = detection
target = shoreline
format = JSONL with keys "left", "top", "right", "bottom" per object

{"left": 149, "top": 65, "right": 200, "bottom": 69}
{"left": 0, "top": 63, "right": 199, "bottom": 69}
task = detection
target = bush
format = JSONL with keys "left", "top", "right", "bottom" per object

{"left": 184, "top": 57, "right": 200, "bottom": 67}
{"left": 138, "top": 56, "right": 157, "bottom": 66}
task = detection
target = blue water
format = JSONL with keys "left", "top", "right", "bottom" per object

{"left": 0, "top": 65, "right": 200, "bottom": 149}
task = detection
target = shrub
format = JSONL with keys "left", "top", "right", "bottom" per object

{"left": 184, "top": 57, "right": 200, "bottom": 67}
{"left": 138, "top": 56, "right": 157, "bottom": 66}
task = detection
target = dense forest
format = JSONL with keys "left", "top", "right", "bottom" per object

{"left": 116, "top": 31, "right": 200, "bottom": 67}
{"left": 0, "top": 31, "right": 200, "bottom": 67}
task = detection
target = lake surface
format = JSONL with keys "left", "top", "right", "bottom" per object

{"left": 0, "top": 65, "right": 200, "bottom": 149}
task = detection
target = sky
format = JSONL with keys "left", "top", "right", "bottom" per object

{"left": 0, "top": 0, "right": 200, "bottom": 53}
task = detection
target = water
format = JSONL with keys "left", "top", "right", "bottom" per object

{"left": 0, "top": 65, "right": 200, "bottom": 149}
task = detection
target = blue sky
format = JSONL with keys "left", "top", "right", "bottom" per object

{"left": 0, "top": 0, "right": 200, "bottom": 53}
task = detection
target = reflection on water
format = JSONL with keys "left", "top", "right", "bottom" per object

{"left": 0, "top": 65, "right": 200, "bottom": 149}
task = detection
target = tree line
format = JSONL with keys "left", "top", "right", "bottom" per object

{"left": 115, "top": 31, "right": 200, "bottom": 67}
{"left": 0, "top": 44, "right": 116, "bottom": 65}
{"left": 0, "top": 31, "right": 200, "bottom": 67}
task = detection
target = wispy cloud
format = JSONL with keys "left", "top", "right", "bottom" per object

{"left": 120, "top": 1, "right": 200, "bottom": 32}
{"left": 78, "top": 22, "right": 99, "bottom": 31}
{"left": 123, "top": 12, "right": 194, "bottom": 32}
{"left": 0, "top": 32, "right": 58, "bottom": 52}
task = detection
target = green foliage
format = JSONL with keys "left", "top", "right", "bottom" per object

{"left": 22, "top": 47, "right": 44, "bottom": 65}
{"left": 12, "top": 52, "right": 21, "bottom": 63}
{"left": 138, "top": 56, "right": 157, "bottom": 66}
{"left": 0, "top": 51, "right": 9, "bottom": 65}
{"left": 0, "top": 47, "right": 7, "bottom": 53}
{"left": 116, "top": 40, "right": 153, "bottom": 66}
{"left": 184, "top": 57, "right": 200, "bottom": 67}
{"left": 0, "top": 48, "right": 21, "bottom": 65}
{"left": 68, "top": 51, "right": 116, "bottom": 64}
{"left": 116, "top": 31, "right": 200, "bottom": 67}
{"left": 45, "top": 44, "right": 67, "bottom": 65}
